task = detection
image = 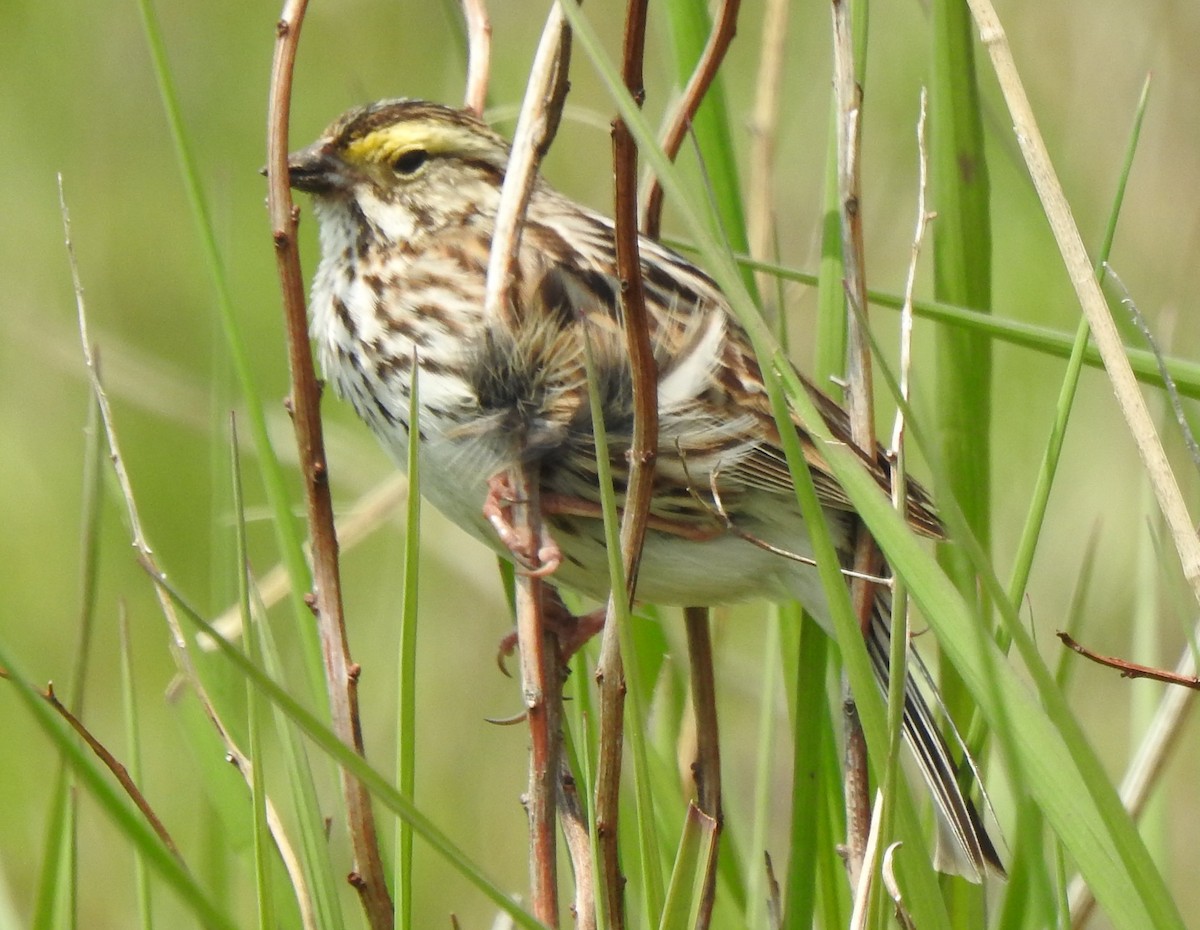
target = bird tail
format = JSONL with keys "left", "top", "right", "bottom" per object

{"left": 866, "top": 599, "right": 1005, "bottom": 882}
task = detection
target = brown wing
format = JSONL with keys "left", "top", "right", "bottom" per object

{"left": 520, "top": 195, "right": 944, "bottom": 539}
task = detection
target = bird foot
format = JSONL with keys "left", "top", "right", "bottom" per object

{"left": 484, "top": 473, "right": 563, "bottom": 577}
{"left": 496, "top": 597, "right": 607, "bottom": 676}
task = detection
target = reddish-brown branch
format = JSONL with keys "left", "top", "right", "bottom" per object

{"left": 641, "top": 0, "right": 742, "bottom": 239}
{"left": 481, "top": 8, "right": 574, "bottom": 923}
{"left": 510, "top": 467, "right": 562, "bottom": 924}
{"left": 593, "top": 3, "right": 655, "bottom": 925}
{"left": 265, "top": 4, "right": 392, "bottom": 926}
{"left": 684, "top": 606, "right": 722, "bottom": 928}
{"left": 1058, "top": 632, "right": 1200, "bottom": 690}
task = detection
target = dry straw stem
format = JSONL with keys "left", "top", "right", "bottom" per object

{"left": 265, "top": 2, "right": 392, "bottom": 926}
{"left": 965, "top": 0, "right": 1200, "bottom": 602}
{"left": 482, "top": 6, "right": 573, "bottom": 923}
{"left": 460, "top": 0, "right": 491, "bottom": 116}
{"left": 61, "top": 179, "right": 314, "bottom": 927}
{"left": 830, "top": 0, "right": 879, "bottom": 891}
{"left": 640, "top": 0, "right": 741, "bottom": 240}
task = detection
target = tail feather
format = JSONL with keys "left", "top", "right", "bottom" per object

{"left": 866, "top": 604, "right": 1005, "bottom": 882}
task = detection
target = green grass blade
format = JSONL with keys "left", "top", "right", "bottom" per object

{"left": 252, "top": 594, "right": 348, "bottom": 930}
{"left": 231, "top": 425, "right": 274, "bottom": 930}
{"left": 779, "top": 606, "right": 828, "bottom": 930}
{"left": 1006, "top": 75, "right": 1152, "bottom": 610}
{"left": 929, "top": 4, "right": 994, "bottom": 917}
{"left": 395, "top": 365, "right": 422, "bottom": 927}
{"left": 657, "top": 806, "right": 718, "bottom": 930}
{"left": 660, "top": 0, "right": 755, "bottom": 299}
{"left": 785, "top": 407, "right": 1184, "bottom": 929}
{"left": 667, "top": 246, "right": 1200, "bottom": 401}
{"left": 32, "top": 394, "right": 105, "bottom": 930}
{"left": 930, "top": 0, "right": 994, "bottom": 567}
{"left": 119, "top": 608, "right": 154, "bottom": 930}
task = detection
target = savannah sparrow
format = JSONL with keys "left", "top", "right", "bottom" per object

{"left": 286, "top": 98, "right": 1002, "bottom": 880}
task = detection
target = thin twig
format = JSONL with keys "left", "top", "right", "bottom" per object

{"left": 1056, "top": 632, "right": 1200, "bottom": 691}
{"left": 60, "top": 178, "right": 314, "bottom": 927}
{"left": 872, "top": 89, "right": 931, "bottom": 910}
{"left": 684, "top": 607, "right": 722, "bottom": 928}
{"left": 483, "top": 8, "right": 574, "bottom": 923}
{"left": 966, "top": 0, "right": 1200, "bottom": 606}
{"left": 40, "top": 681, "right": 182, "bottom": 860}
{"left": 641, "top": 0, "right": 742, "bottom": 239}
{"left": 461, "top": 0, "right": 492, "bottom": 116}
{"left": 265, "top": 3, "right": 392, "bottom": 925}
{"left": 890, "top": 89, "right": 932, "bottom": 456}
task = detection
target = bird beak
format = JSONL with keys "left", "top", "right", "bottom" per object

{"left": 260, "top": 142, "right": 343, "bottom": 194}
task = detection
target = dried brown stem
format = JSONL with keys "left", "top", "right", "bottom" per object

{"left": 642, "top": 0, "right": 742, "bottom": 239}
{"left": 265, "top": 4, "right": 392, "bottom": 926}
{"left": 592, "top": 3, "right": 655, "bottom": 924}
{"left": 61, "top": 180, "right": 314, "bottom": 927}
{"left": 830, "top": 0, "right": 880, "bottom": 894}
{"left": 684, "top": 606, "right": 722, "bottom": 928}
{"left": 1057, "top": 632, "right": 1200, "bottom": 691}
{"left": 461, "top": 0, "right": 492, "bottom": 116}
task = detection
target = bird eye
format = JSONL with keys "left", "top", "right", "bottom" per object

{"left": 392, "top": 149, "right": 429, "bottom": 175}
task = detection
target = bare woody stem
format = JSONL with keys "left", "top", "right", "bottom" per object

{"left": 683, "top": 606, "right": 722, "bottom": 929}
{"left": 460, "top": 0, "right": 492, "bottom": 116}
{"left": 265, "top": 3, "right": 392, "bottom": 927}
{"left": 592, "top": 2, "right": 657, "bottom": 924}
{"left": 641, "top": 0, "right": 741, "bottom": 240}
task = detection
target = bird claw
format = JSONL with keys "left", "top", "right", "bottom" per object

{"left": 484, "top": 474, "right": 563, "bottom": 577}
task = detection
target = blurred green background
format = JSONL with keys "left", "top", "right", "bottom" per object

{"left": 2, "top": 1, "right": 1198, "bottom": 926}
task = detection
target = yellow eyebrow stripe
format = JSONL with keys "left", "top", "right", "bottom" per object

{"left": 343, "top": 121, "right": 497, "bottom": 164}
